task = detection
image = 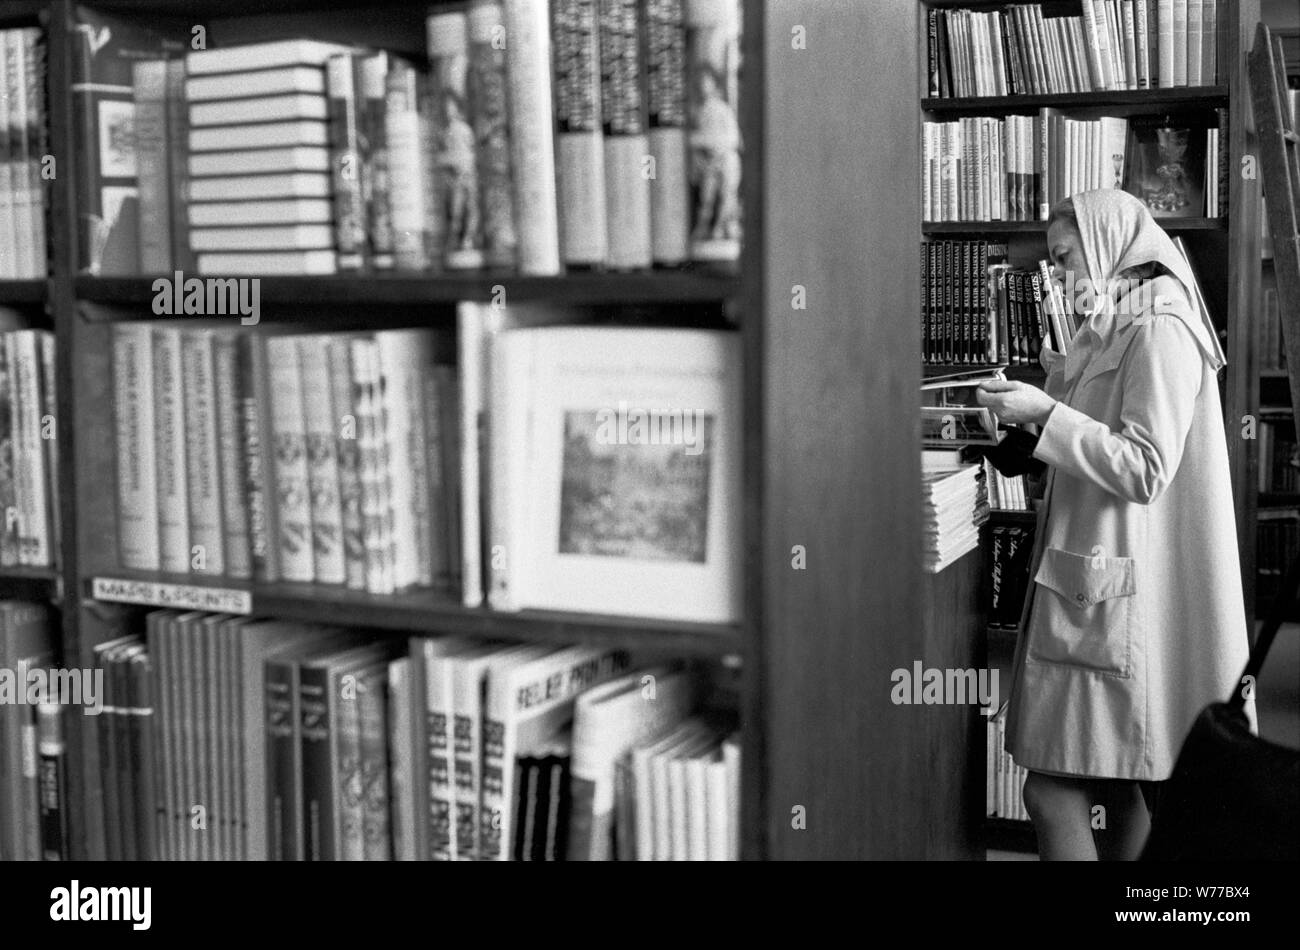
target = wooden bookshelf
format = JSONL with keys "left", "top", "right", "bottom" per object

{"left": 917, "top": 0, "right": 1264, "bottom": 860}
{"left": 0, "top": 280, "right": 48, "bottom": 303}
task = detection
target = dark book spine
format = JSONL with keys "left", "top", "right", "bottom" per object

{"left": 264, "top": 659, "right": 299, "bottom": 861}
{"left": 113, "top": 648, "right": 137, "bottom": 861}
{"left": 327, "top": 54, "right": 367, "bottom": 271}
{"left": 298, "top": 664, "right": 334, "bottom": 861}
{"left": 358, "top": 53, "right": 394, "bottom": 270}
{"left": 1216, "top": 107, "right": 1229, "bottom": 217}
{"left": 920, "top": 243, "right": 929, "bottom": 363}
{"left": 358, "top": 670, "right": 390, "bottom": 861}
{"left": 927, "top": 9, "right": 939, "bottom": 98}
{"left": 941, "top": 241, "right": 952, "bottom": 364}
{"left": 468, "top": 1, "right": 519, "bottom": 269}
{"left": 936, "top": 10, "right": 951, "bottom": 98}
{"left": 126, "top": 653, "right": 154, "bottom": 861}
{"left": 165, "top": 59, "right": 193, "bottom": 273}
{"left": 978, "top": 240, "right": 989, "bottom": 363}
{"left": 238, "top": 335, "right": 276, "bottom": 583}
{"left": 97, "top": 649, "right": 122, "bottom": 861}
{"left": 36, "top": 703, "right": 67, "bottom": 860}
{"left": 990, "top": 524, "right": 1004, "bottom": 617}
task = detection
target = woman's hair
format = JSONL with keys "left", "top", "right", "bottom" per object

{"left": 1047, "top": 195, "right": 1167, "bottom": 282}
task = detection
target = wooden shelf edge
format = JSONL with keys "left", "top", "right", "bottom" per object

{"left": 0, "top": 279, "right": 48, "bottom": 303}
{"left": 924, "top": 217, "right": 1226, "bottom": 234}
{"left": 922, "top": 85, "right": 1229, "bottom": 113}
{"left": 73, "top": 270, "right": 743, "bottom": 308}
{"left": 83, "top": 573, "right": 741, "bottom": 654}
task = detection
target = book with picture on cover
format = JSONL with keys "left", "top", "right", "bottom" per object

{"left": 486, "top": 325, "right": 741, "bottom": 623}
{"left": 921, "top": 370, "right": 1006, "bottom": 447}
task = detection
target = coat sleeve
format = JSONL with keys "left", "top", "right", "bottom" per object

{"left": 1032, "top": 313, "right": 1204, "bottom": 505}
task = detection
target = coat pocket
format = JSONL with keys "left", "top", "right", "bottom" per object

{"left": 1027, "top": 546, "right": 1135, "bottom": 677}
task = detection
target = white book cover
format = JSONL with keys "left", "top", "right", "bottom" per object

{"left": 189, "top": 93, "right": 330, "bottom": 127}
{"left": 376, "top": 331, "right": 430, "bottom": 589}
{"left": 112, "top": 324, "right": 159, "bottom": 571}
{"left": 196, "top": 251, "right": 335, "bottom": 275}
{"left": 189, "top": 120, "right": 329, "bottom": 152}
{"left": 181, "top": 329, "right": 226, "bottom": 576}
{"left": 422, "top": 637, "right": 478, "bottom": 860}
{"left": 189, "top": 173, "right": 332, "bottom": 202}
{"left": 189, "top": 199, "right": 333, "bottom": 227}
{"left": 722, "top": 733, "right": 739, "bottom": 859}
{"left": 631, "top": 719, "right": 709, "bottom": 860}
{"left": 299, "top": 336, "right": 345, "bottom": 585}
{"left": 186, "top": 39, "right": 357, "bottom": 75}
{"left": 483, "top": 645, "right": 633, "bottom": 861}
{"left": 704, "top": 755, "right": 729, "bottom": 860}
{"left": 189, "top": 225, "right": 334, "bottom": 252}
{"left": 566, "top": 664, "right": 694, "bottom": 860}
{"left": 186, "top": 66, "right": 326, "bottom": 102}
{"left": 189, "top": 146, "right": 332, "bottom": 177}
{"left": 1186, "top": 0, "right": 1202, "bottom": 86}
{"left": 266, "top": 335, "right": 315, "bottom": 582}
{"left": 489, "top": 326, "right": 741, "bottom": 623}
{"left": 152, "top": 327, "right": 190, "bottom": 573}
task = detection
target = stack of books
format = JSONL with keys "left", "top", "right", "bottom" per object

{"left": 0, "top": 601, "right": 63, "bottom": 862}
{"left": 988, "top": 702, "right": 1028, "bottom": 822}
{"left": 921, "top": 456, "right": 989, "bottom": 573}
{"left": 0, "top": 330, "right": 59, "bottom": 569}
{"left": 76, "top": 0, "right": 744, "bottom": 277}
{"left": 183, "top": 40, "right": 353, "bottom": 275}
{"left": 0, "top": 28, "right": 47, "bottom": 280}
{"left": 927, "top": 1, "right": 1221, "bottom": 98}
{"left": 989, "top": 522, "right": 1036, "bottom": 627}
{"left": 87, "top": 616, "right": 742, "bottom": 861}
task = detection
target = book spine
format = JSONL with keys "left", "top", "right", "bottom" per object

{"left": 684, "top": 0, "right": 741, "bottom": 261}
{"left": 268, "top": 336, "right": 315, "bottom": 583}
{"left": 335, "top": 672, "right": 364, "bottom": 861}
{"left": 182, "top": 331, "right": 225, "bottom": 576}
{"left": 1122, "top": 1, "right": 1139, "bottom": 89}
{"left": 467, "top": 1, "right": 519, "bottom": 269}
{"left": 644, "top": 0, "right": 689, "bottom": 265}
{"left": 451, "top": 663, "right": 482, "bottom": 861}
{"left": 421, "top": 368, "right": 451, "bottom": 588}
{"left": 599, "top": 0, "right": 651, "bottom": 269}
{"left": 1202, "top": 0, "right": 1215, "bottom": 85}
{"left": 133, "top": 60, "right": 171, "bottom": 273}
{"left": 239, "top": 334, "right": 278, "bottom": 582}
{"left": 38, "top": 333, "right": 58, "bottom": 569}
{"left": 164, "top": 59, "right": 193, "bottom": 273}
{"left": 351, "top": 338, "right": 390, "bottom": 594}
{"left": 552, "top": 0, "right": 608, "bottom": 266}
{"left": 36, "top": 702, "right": 67, "bottom": 860}
{"left": 24, "top": 30, "right": 46, "bottom": 277}
{"left": 1186, "top": 0, "right": 1202, "bottom": 86}
{"left": 359, "top": 668, "right": 391, "bottom": 860}
{"left": 428, "top": 12, "right": 484, "bottom": 270}
{"left": 436, "top": 366, "right": 462, "bottom": 591}
{"left": 503, "top": 0, "right": 561, "bottom": 274}
{"left": 0, "top": 39, "right": 12, "bottom": 277}
{"left": 329, "top": 339, "right": 367, "bottom": 590}
{"left": 386, "top": 59, "right": 437, "bottom": 271}
{"left": 300, "top": 336, "right": 345, "bottom": 585}
{"left": 426, "top": 652, "right": 455, "bottom": 860}
{"left": 7, "top": 33, "right": 32, "bottom": 279}
{"left": 326, "top": 54, "right": 368, "bottom": 271}
{"left": 264, "top": 659, "right": 298, "bottom": 861}
{"left": 358, "top": 53, "right": 395, "bottom": 270}
{"left": 1135, "top": 0, "right": 1151, "bottom": 88}
{"left": 0, "top": 336, "right": 15, "bottom": 566}
{"left": 1171, "top": 0, "right": 1186, "bottom": 86}
{"left": 213, "top": 334, "right": 251, "bottom": 579}
{"left": 153, "top": 328, "right": 189, "bottom": 573}
{"left": 377, "top": 334, "right": 420, "bottom": 589}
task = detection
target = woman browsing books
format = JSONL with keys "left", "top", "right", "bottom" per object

{"left": 974, "top": 188, "right": 1251, "bottom": 861}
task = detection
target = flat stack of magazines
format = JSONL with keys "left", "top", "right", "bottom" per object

{"left": 922, "top": 453, "right": 990, "bottom": 573}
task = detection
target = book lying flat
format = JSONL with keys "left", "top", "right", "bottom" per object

{"left": 189, "top": 147, "right": 332, "bottom": 177}
{"left": 186, "top": 39, "right": 357, "bottom": 75}
{"left": 186, "top": 67, "right": 327, "bottom": 101}
{"left": 189, "top": 199, "right": 333, "bottom": 227}
{"left": 189, "top": 173, "right": 332, "bottom": 202}
{"left": 190, "top": 225, "right": 335, "bottom": 252}
{"left": 189, "top": 93, "right": 330, "bottom": 127}
{"left": 189, "top": 120, "right": 330, "bottom": 152}
{"left": 196, "top": 250, "right": 336, "bottom": 275}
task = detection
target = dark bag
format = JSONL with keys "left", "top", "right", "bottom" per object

{"left": 1141, "top": 557, "right": 1300, "bottom": 861}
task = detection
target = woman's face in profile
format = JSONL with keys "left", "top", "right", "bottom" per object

{"left": 1047, "top": 218, "right": 1087, "bottom": 289}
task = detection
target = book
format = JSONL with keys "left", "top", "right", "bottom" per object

{"left": 467, "top": 1, "right": 519, "bottom": 269}
{"left": 0, "top": 601, "right": 55, "bottom": 861}
{"left": 488, "top": 326, "right": 741, "bottom": 622}
{"left": 112, "top": 325, "right": 160, "bottom": 571}
{"left": 186, "top": 67, "right": 327, "bottom": 102}
{"left": 133, "top": 60, "right": 172, "bottom": 274}
{"left": 189, "top": 93, "right": 331, "bottom": 127}
{"left": 685, "top": 0, "right": 742, "bottom": 262}
{"left": 551, "top": 0, "right": 607, "bottom": 267}
{"left": 599, "top": 0, "right": 652, "bottom": 269}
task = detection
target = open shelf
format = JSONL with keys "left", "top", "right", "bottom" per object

{"left": 0, "top": 279, "right": 47, "bottom": 303}
{"left": 73, "top": 270, "right": 743, "bottom": 309}
{"left": 84, "top": 571, "right": 741, "bottom": 656}
{"left": 923, "top": 85, "right": 1229, "bottom": 115}
{"left": 986, "top": 816, "right": 1036, "bottom": 854}
{"left": 924, "top": 217, "right": 1226, "bottom": 234}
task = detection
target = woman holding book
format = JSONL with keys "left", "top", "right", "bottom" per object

{"left": 975, "top": 188, "right": 1252, "bottom": 861}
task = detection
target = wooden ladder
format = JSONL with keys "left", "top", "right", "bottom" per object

{"left": 1246, "top": 23, "right": 1300, "bottom": 642}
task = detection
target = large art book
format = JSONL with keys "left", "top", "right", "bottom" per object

{"left": 488, "top": 326, "right": 741, "bottom": 623}
{"left": 921, "top": 370, "right": 1007, "bottom": 447}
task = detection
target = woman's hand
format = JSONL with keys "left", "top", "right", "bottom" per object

{"left": 976, "top": 380, "right": 1058, "bottom": 426}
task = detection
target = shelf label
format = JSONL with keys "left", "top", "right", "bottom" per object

{"left": 91, "top": 577, "right": 253, "bottom": 615}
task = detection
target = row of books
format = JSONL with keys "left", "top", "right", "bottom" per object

{"left": 1260, "top": 285, "right": 1287, "bottom": 373}
{"left": 89, "top": 613, "right": 740, "bottom": 861}
{"left": 0, "top": 29, "right": 47, "bottom": 280}
{"left": 77, "top": 0, "right": 742, "bottom": 277}
{"left": 111, "top": 316, "right": 742, "bottom": 624}
{"left": 0, "top": 329, "right": 59, "bottom": 569}
{"left": 922, "top": 241, "right": 1064, "bottom": 366}
{"left": 0, "top": 602, "right": 67, "bottom": 861}
{"left": 111, "top": 324, "right": 460, "bottom": 593}
{"left": 1257, "top": 413, "right": 1298, "bottom": 495}
{"left": 989, "top": 522, "right": 1035, "bottom": 628}
{"left": 1257, "top": 509, "right": 1300, "bottom": 608}
{"left": 921, "top": 451, "right": 990, "bottom": 573}
{"left": 927, "top": 1, "right": 1221, "bottom": 99}
{"left": 923, "top": 112, "right": 1226, "bottom": 223}
{"left": 983, "top": 457, "right": 1031, "bottom": 511}
{"left": 988, "top": 703, "right": 1028, "bottom": 823}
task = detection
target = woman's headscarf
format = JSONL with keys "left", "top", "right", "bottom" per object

{"left": 1067, "top": 188, "right": 1226, "bottom": 372}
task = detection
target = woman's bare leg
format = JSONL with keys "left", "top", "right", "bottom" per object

{"left": 1022, "top": 770, "right": 1097, "bottom": 860}
{"left": 1091, "top": 779, "right": 1151, "bottom": 861}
